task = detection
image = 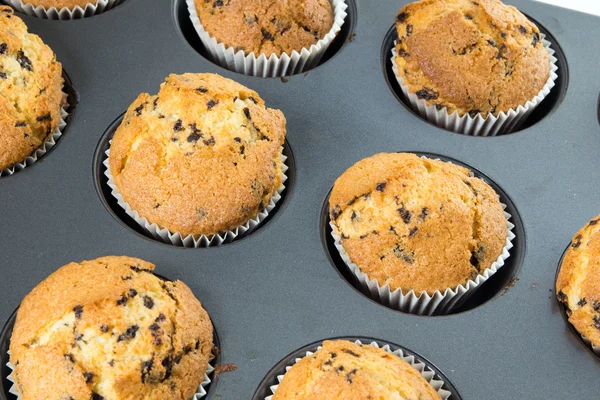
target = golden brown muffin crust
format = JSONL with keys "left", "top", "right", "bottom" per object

{"left": 21, "top": 0, "right": 94, "bottom": 8}
{"left": 274, "top": 340, "right": 441, "bottom": 400}
{"left": 556, "top": 215, "right": 600, "bottom": 348}
{"left": 9, "top": 256, "right": 213, "bottom": 400}
{"left": 330, "top": 153, "right": 507, "bottom": 294}
{"left": 394, "top": 0, "right": 550, "bottom": 117}
{"left": 0, "top": 6, "right": 63, "bottom": 171}
{"left": 109, "top": 73, "right": 286, "bottom": 237}
{"left": 194, "top": 0, "right": 334, "bottom": 56}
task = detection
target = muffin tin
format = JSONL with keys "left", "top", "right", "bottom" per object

{"left": 0, "top": 0, "right": 599, "bottom": 398}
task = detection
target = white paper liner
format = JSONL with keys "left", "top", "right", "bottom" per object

{"left": 391, "top": 35, "right": 559, "bottom": 136}
{"left": 186, "top": 0, "right": 347, "bottom": 77}
{"left": 3, "top": 0, "right": 121, "bottom": 19}
{"left": 104, "top": 142, "right": 288, "bottom": 247}
{"left": 330, "top": 157, "right": 515, "bottom": 315}
{"left": 6, "top": 349, "right": 215, "bottom": 399}
{"left": 0, "top": 94, "right": 69, "bottom": 177}
{"left": 266, "top": 340, "right": 452, "bottom": 399}
{"left": 580, "top": 336, "right": 600, "bottom": 356}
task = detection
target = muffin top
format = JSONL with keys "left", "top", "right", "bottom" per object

{"left": 194, "top": 0, "right": 334, "bottom": 56}
{"left": 556, "top": 215, "right": 600, "bottom": 348}
{"left": 394, "top": 0, "right": 550, "bottom": 117}
{"left": 21, "top": 0, "right": 94, "bottom": 8}
{"left": 109, "top": 73, "right": 286, "bottom": 237}
{"left": 0, "top": 6, "right": 63, "bottom": 171}
{"left": 9, "top": 256, "right": 213, "bottom": 400}
{"left": 273, "top": 340, "right": 441, "bottom": 400}
{"left": 329, "top": 153, "right": 507, "bottom": 294}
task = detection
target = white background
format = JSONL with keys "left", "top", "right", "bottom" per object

{"left": 536, "top": 0, "right": 600, "bottom": 16}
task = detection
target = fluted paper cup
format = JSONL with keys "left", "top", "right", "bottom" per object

{"left": 4, "top": 0, "right": 121, "bottom": 19}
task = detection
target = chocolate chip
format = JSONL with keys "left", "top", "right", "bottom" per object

{"left": 207, "top": 100, "right": 218, "bottom": 110}
{"left": 342, "top": 349, "right": 360, "bottom": 357}
{"left": 590, "top": 220, "right": 599, "bottom": 226}
{"left": 234, "top": 137, "right": 241, "bottom": 143}
{"left": 572, "top": 235, "right": 582, "bottom": 249}
{"left": 397, "top": 204, "right": 412, "bottom": 224}
{"left": 203, "top": 136, "right": 215, "bottom": 146}
{"left": 578, "top": 298, "right": 587, "bottom": 307}
{"left": 249, "top": 96, "right": 258, "bottom": 104}
{"left": 346, "top": 368, "right": 358, "bottom": 383}
{"left": 140, "top": 359, "right": 154, "bottom": 383}
{"left": 532, "top": 32, "right": 540, "bottom": 47}
{"left": 64, "top": 353, "right": 75, "bottom": 363}
{"left": 100, "top": 325, "right": 109, "bottom": 333}
{"left": 518, "top": 25, "right": 527, "bottom": 34}
{"left": 17, "top": 51, "right": 32, "bottom": 72}
{"left": 331, "top": 205, "right": 342, "bottom": 220}
{"left": 557, "top": 291, "right": 567, "bottom": 303}
{"left": 155, "top": 313, "right": 166, "bottom": 322}
{"left": 397, "top": 48, "right": 410, "bottom": 57}
{"left": 116, "top": 295, "right": 128, "bottom": 306}
{"left": 187, "top": 132, "right": 202, "bottom": 142}
{"left": 376, "top": 182, "right": 386, "bottom": 192}
{"left": 336, "top": 365, "right": 344, "bottom": 372}
{"left": 419, "top": 207, "right": 429, "bottom": 220}
{"left": 73, "top": 305, "right": 83, "bottom": 319}
{"left": 0, "top": 43, "right": 6, "bottom": 54}
{"left": 415, "top": 87, "right": 439, "bottom": 100}
{"left": 593, "top": 316, "right": 600, "bottom": 330}
{"left": 134, "top": 103, "right": 144, "bottom": 116}
{"left": 261, "top": 28, "right": 274, "bottom": 41}
{"left": 83, "top": 372, "right": 95, "bottom": 384}
{"left": 390, "top": 226, "right": 397, "bottom": 235}
{"left": 409, "top": 227, "right": 418, "bottom": 237}
{"left": 92, "top": 393, "right": 105, "bottom": 400}
{"left": 496, "top": 44, "right": 507, "bottom": 59}
{"left": 173, "top": 120, "right": 183, "bottom": 132}
{"left": 143, "top": 295, "right": 155, "bottom": 309}
{"left": 128, "top": 289, "right": 138, "bottom": 298}
{"left": 213, "top": 0, "right": 223, "bottom": 6}
{"left": 397, "top": 12, "right": 408, "bottom": 23}
{"left": 36, "top": 113, "right": 51, "bottom": 121}
{"left": 593, "top": 301, "right": 600, "bottom": 312}
{"left": 243, "top": 107, "right": 251, "bottom": 120}
{"left": 501, "top": 32, "right": 507, "bottom": 38}
{"left": 487, "top": 39, "right": 497, "bottom": 47}
{"left": 406, "top": 24, "right": 413, "bottom": 36}
{"left": 117, "top": 325, "right": 139, "bottom": 342}
{"left": 196, "top": 86, "right": 208, "bottom": 93}
{"left": 0, "top": 72, "right": 6, "bottom": 79}
{"left": 464, "top": 14, "right": 473, "bottom": 20}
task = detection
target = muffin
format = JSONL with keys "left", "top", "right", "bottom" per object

{"left": 273, "top": 340, "right": 442, "bottom": 399}
{"left": 556, "top": 215, "right": 600, "bottom": 350}
{"left": 5, "top": 0, "right": 120, "bottom": 19}
{"left": 9, "top": 256, "right": 214, "bottom": 400}
{"left": 329, "top": 153, "right": 508, "bottom": 301}
{"left": 194, "top": 0, "right": 333, "bottom": 57}
{"left": 108, "top": 73, "right": 286, "bottom": 240}
{"left": 0, "top": 6, "right": 63, "bottom": 172}
{"left": 392, "top": 0, "right": 555, "bottom": 135}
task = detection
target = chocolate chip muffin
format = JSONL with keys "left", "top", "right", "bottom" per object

{"left": 329, "top": 153, "right": 507, "bottom": 295}
{"left": 18, "top": 0, "right": 94, "bottom": 8}
{"left": 109, "top": 73, "right": 286, "bottom": 238}
{"left": 556, "top": 215, "right": 600, "bottom": 349}
{"left": 0, "top": 6, "right": 63, "bottom": 171}
{"left": 9, "top": 256, "right": 214, "bottom": 400}
{"left": 194, "top": 0, "right": 334, "bottom": 56}
{"left": 394, "top": 0, "right": 550, "bottom": 117}
{"left": 273, "top": 340, "right": 441, "bottom": 399}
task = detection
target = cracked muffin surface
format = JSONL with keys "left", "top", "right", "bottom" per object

{"left": 394, "top": 0, "right": 550, "bottom": 117}
{"left": 194, "top": 0, "right": 334, "bottom": 56}
{"left": 556, "top": 215, "right": 600, "bottom": 348}
{"left": 9, "top": 256, "right": 213, "bottom": 400}
{"left": 329, "top": 153, "right": 507, "bottom": 295}
{"left": 109, "top": 73, "right": 286, "bottom": 237}
{"left": 273, "top": 340, "right": 441, "bottom": 400}
{"left": 0, "top": 6, "right": 63, "bottom": 171}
